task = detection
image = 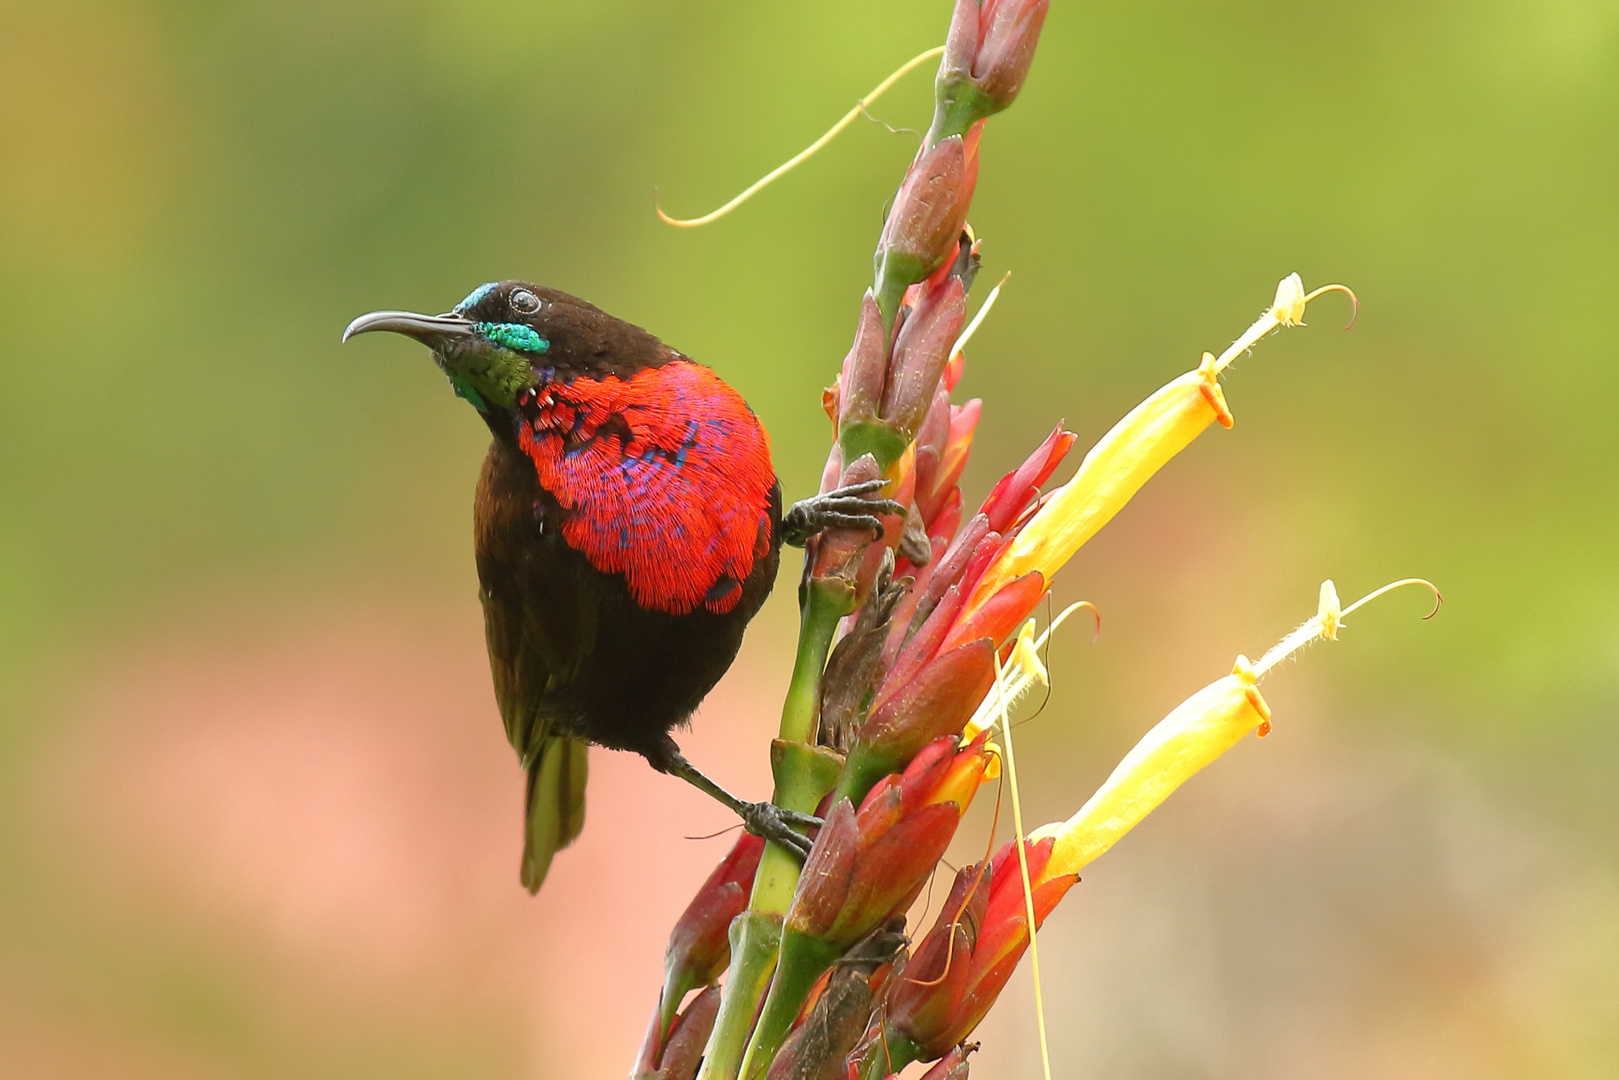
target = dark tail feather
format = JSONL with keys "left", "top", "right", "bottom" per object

{"left": 521, "top": 736, "right": 589, "bottom": 893}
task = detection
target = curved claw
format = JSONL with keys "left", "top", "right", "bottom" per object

{"left": 774, "top": 808, "right": 824, "bottom": 830}
{"left": 782, "top": 481, "right": 908, "bottom": 548}
{"left": 740, "top": 802, "right": 816, "bottom": 860}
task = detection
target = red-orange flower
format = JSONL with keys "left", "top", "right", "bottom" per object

{"left": 867, "top": 838, "right": 1077, "bottom": 1071}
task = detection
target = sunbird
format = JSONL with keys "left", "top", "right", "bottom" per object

{"left": 345, "top": 281, "right": 895, "bottom": 892}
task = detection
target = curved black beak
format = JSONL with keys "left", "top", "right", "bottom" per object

{"left": 342, "top": 310, "right": 476, "bottom": 347}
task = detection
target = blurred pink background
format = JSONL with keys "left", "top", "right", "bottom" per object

{"left": 5, "top": 0, "right": 1618, "bottom": 1076}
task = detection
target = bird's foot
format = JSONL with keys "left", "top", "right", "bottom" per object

{"left": 782, "top": 480, "right": 907, "bottom": 548}
{"left": 660, "top": 745, "right": 823, "bottom": 861}
{"left": 737, "top": 801, "right": 820, "bottom": 860}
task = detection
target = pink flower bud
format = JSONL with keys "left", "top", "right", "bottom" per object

{"left": 884, "top": 839, "right": 1077, "bottom": 1058}
{"left": 931, "top": 0, "right": 1049, "bottom": 141}
{"left": 838, "top": 291, "right": 890, "bottom": 425}
{"left": 881, "top": 276, "right": 967, "bottom": 442}
{"left": 972, "top": 0, "right": 1049, "bottom": 111}
{"left": 874, "top": 134, "right": 979, "bottom": 312}
{"left": 633, "top": 985, "right": 722, "bottom": 1080}
{"left": 809, "top": 453, "right": 884, "bottom": 584}
{"left": 976, "top": 423, "right": 1076, "bottom": 534}
{"left": 788, "top": 737, "right": 982, "bottom": 950}
{"left": 938, "top": 0, "right": 980, "bottom": 84}
{"left": 917, "top": 1044, "right": 975, "bottom": 1080}
{"left": 911, "top": 384, "right": 954, "bottom": 516}
{"left": 917, "top": 398, "right": 980, "bottom": 526}
{"left": 655, "top": 834, "right": 764, "bottom": 1045}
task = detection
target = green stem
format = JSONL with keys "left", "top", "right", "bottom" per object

{"left": 696, "top": 580, "right": 852, "bottom": 1080}
{"left": 828, "top": 743, "right": 896, "bottom": 812}
{"left": 693, "top": 912, "right": 783, "bottom": 1080}
{"left": 873, "top": 270, "right": 911, "bottom": 335}
{"left": 924, "top": 79, "right": 993, "bottom": 149}
{"left": 738, "top": 929, "right": 841, "bottom": 1079}
{"left": 699, "top": 29, "right": 1010, "bottom": 1080}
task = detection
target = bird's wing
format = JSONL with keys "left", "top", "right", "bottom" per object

{"left": 476, "top": 442, "right": 601, "bottom": 765}
{"left": 516, "top": 360, "right": 776, "bottom": 616}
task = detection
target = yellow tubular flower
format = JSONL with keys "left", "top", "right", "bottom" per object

{"left": 966, "top": 275, "right": 1355, "bottom": 608}
{"left": 1029, "top": 658, "right": 1269, "bottom": 879}
{"left": 1027, "top": 577, "right": 1437, "bottom": 881}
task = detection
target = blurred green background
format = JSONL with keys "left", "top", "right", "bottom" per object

{"left": 3, "top": 0, "right": 1616, "bottom": 1077}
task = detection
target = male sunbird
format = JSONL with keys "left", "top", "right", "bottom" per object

{"left": 345, "top": 281, "right": 895, "bottom": 892}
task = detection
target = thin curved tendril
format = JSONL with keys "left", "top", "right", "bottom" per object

{"left": 655, "top": 46, "right": 947, "bottom": 228}
{"left": 993, "top": 651, "right": 1054, "bottom": 1080}
{"left": 857, "top": 103, "right": 920, "bottom": 140}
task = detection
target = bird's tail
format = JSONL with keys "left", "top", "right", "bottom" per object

{"left": 521, "top": 735, "right": 589, "bottom": 893}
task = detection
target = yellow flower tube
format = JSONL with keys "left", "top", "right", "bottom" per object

{"left": 1029, "top": 658, "right": 1270, "bottom": 878}
{"left": 1027, "top": 577, "right": 1437, "bottom": 882}
{"left": 967, "top": 275, "right": 1355, "bottom": 608}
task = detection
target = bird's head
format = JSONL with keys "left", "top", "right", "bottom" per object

{"left": 344, "top": 280, "right": 666, "bottom": 416}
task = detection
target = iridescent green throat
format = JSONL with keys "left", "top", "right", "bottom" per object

{"left": 444, "top": 332, "right": 544, "bottom": 412}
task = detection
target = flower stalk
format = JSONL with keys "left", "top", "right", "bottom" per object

{"left": 696, "top": 10, "right": 1055, "bottom": 1078}
{"left": 646, "top": 6, "right": 1426, "bottom": 1080}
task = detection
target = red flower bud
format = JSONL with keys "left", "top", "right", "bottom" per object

{"left": 973, "top": 0, "right": 1049, "bottom": 111}
{"left": 857, "top": 639, "right": 996, "bottom": 769}
{"left": 654, "top": 834, "right": 764, "bottom": 1045}
{"left": 788, "top": 735, "right": 984, "bottom": 950}
{"left": 882, "top": 276, "right": 967, "bottom": 443}
{"left": 976, "top": 423, "right": 1076, "bottom": 534}
{"left": 633, "top": 985, "right": 722, "bottom": 1080}
{"left": 911, "top": 514, "right": 992, "bottom": 633}
{"left": 927, "top": 488, "right": 964, "bottom": 553}
{"left": 874, "top": 135, "right": 978, "bottom": 314}
{"left": 938, "top": 569, "right": 1045, "bottom": 656}
{"left": 883, "top": 839, "right": 1078, "bottom": 1058}
{"left": 883, "top": 861, "right": 986, "bottom": 1058}
{"left": 838, "top": 291, "right": 890, "bottom": 426}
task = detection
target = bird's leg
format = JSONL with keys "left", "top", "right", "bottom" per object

{"left": 781, "top": 479, "right": 907, "bottom": 548}
{"left": 658, "top": 747, "right": 820, "bottom": 859}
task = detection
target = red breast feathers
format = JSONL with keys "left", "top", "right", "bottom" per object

{"left": 516, "top": 361, "right": 775, "bottom": 615}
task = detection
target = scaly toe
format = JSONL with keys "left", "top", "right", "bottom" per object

{"left": 741, "top": 802, "right": 815, "bottom": 860}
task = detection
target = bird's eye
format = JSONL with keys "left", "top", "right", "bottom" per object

{"left": 509, "top": 289, "right": 542, "bottom": 314}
